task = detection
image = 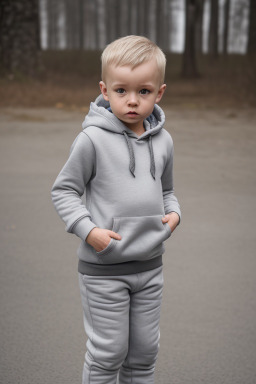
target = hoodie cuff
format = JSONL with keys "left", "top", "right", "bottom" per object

{"left": 72, "top": 217, "right": 97, "bottom": 242}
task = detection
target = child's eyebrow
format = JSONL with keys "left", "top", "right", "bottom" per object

{"left": 111, "top": 82, "right": 127, "bottom": 87}
{"left": 139, "top": 83, "right": 155, "bottom": 88}
{"left": 111, "top": 82, "right": 156, "bottom": 88}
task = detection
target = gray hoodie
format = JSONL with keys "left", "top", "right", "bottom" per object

{"left": 51, "top": 95, "right": 181, "bottom": 275}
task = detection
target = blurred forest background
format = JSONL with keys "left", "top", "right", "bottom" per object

{"left": 0, "top": 0, "right": 255, "bottom": 109}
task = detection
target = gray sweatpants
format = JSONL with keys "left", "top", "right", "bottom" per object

{"left": 78, "top": 266, "right": 164, "bottom": 384}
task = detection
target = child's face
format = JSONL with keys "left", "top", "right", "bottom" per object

{"left": 99, "top": 59, "right": 166, "bottom": 135}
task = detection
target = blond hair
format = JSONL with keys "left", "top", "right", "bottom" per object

{"left": 101, "top": 35, "right": 166, "bottom": 84}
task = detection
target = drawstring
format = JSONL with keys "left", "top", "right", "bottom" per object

{"left": 122, "top": 131, "right": 136, "bottom": 178}
{"left": 148, "top": 135, "right": 156, "bottom": 180}
{"left": 122, "top": 131, "right": 156, "bottom": 180}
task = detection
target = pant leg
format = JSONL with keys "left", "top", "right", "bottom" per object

{"left": 78, "top": 273, "right": 130, "bottom": 384}
{"left": 119, "top": 267, "right": 164, "bottom": 384}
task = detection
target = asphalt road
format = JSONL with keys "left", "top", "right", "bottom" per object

{"left": 1, "top": 106, "right": 256, "bottom": 384}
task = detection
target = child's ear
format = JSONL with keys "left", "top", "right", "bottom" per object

{"left": 155, "top": 84, "right": 166, "bottom": 103}
{"left": 99, "top": 81, "right": 109, "bottom": 101}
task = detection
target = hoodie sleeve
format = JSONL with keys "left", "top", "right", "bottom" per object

{"left": 161, "top": 133, "right": 181, "bottom": 222}
{"left": 51, "top": 131, "right": 97, "bottom": 241}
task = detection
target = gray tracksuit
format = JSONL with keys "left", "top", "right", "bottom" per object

{"left": 51, "top": 94, "right": 181, "bottom": 383}
{"left": 51, "top": 94, "right": 181, "bottom": 276}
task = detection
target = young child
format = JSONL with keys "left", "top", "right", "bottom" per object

{"left": 52, "top": 35, "right": 181, "bottom": 384}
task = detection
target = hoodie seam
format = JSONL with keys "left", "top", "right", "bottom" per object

{"left": 81, "top": 131, "right": 97, "bottom": 179}
{"left": 81, "top": 131, "right": 97, "bottom": 220}
{"left": 161, "top": 131, "right": 173, "bottom": 179}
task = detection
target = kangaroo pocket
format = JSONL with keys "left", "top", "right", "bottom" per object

{"left": 96, "top": 214, "right": 171, "bottom": 264}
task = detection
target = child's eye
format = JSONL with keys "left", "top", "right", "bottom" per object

{"left": 116, "top": 88, "right": 125, "bottom": 94}
{"left": 140, "top": 89, "right": 150, "bottom": 95}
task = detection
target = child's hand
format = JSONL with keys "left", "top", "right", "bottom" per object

{"left": 162, "top": 212, "right": 180, "bottom": 233}
{"left": 86, "top": 227, "right": 122, "bottom": 252}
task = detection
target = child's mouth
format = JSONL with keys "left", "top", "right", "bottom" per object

{"left": 127, "top": 111, "right": 138, "bottom": 115}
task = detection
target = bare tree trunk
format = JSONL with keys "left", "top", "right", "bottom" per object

{"left": 148, "top": 0, "right": 157, "bottom": 43}
{"left": 137, "top": 0, "right": 145, "bottom": 36}
{"left": 93, "top": 0, "right": 99, "bottom": 49}
{"left": 143, "top": 0, "right": 150, "bottom": 38}
{"left": 136, "top": 0, "right": 150, "bottom": 37}
{"left": 104, "top": 0, "right": 111, "bottom": 44}
{"left": 65, "top": 0, "right": 80, "bottom": 49}
{"left": 131, "top": 0, "right": 138, "bottom": 35}
{"left": 84, "top": 0, "right": 96, "bottom": 49}
{"left": 182, "top": 0, "right": 200, "bottom": 78}
{"left": 223, "top": 0, "right": 230, "bottom": 54}
{"left": 65, "top": 0, "right": 72, "bottom": 48}
{"left": 73, "top": 0, "right": 80, "bottom": 49}
{"left": 78, "top": 0, "right": 84, "bottom": 49}
{"left": 162, "top": 0, "right": 171, "bottom": 51}
{"left": 46, "top": 0, "right": 58, "bottom": 49}
{"left": 208, "top": 0, "right": 219, "bottom": 57}
{"left": 115, "top": 0, "right": 121, "bottom": 38}
{"left": 155, "top": 0, "right": 171, "bottom": 50}
{"left": 156, "top": 0, "right": 164, "bottom": 48}
{"left": 127, "top": 0, "right": 132, "bottom": 35}
{"left": 247, "top": 0, "right": 256, "bottom": 54}
{"left": 136, "top": 0, "right": 150, "bottom": 38}
{"left": 105, "top": 0, "right": 118, "bottom": 43}
{"left": 98, "top": 0, "right": 106, "bottom": 49}
{"left": 195, "top": 0, "right": 204, "bottom": 53}
{"left": 0, "top": 0, "right": 41, "bottom": 76}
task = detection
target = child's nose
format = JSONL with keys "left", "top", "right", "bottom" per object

{"left": 127, "top": 93, "right": 138, "bottom": 106}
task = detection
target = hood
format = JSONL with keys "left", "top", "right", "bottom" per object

{"left": 82, "top": 94, "right": 166, "bottom": 179}
{"left": 82, "top": 94, "right": 165, "bottom": 140}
